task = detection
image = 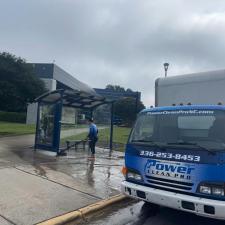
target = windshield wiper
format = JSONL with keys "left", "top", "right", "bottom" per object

{"left": 131, "top": 139, "right": 151, "bottom": 142}
{"left": 167, "top": 141, "right": 216, "bottom": 155}
{"left": 131, "top": 140, "right": 165, "bottom": 149}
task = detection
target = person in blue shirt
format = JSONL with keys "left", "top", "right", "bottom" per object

{"left": 87, "top": 118, "right": 98, "bottom": 156}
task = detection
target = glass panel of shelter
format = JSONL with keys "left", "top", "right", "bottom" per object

{"left": 36, "top": 103, "right": 55, "bottom": 146}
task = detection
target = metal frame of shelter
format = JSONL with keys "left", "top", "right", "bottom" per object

{"left": 34, "top": 89, "right": 113, "bottom": 155}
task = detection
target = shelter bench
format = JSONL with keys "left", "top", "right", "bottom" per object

{"left": 66, "top": 140, "right": 89, "bottom": 150}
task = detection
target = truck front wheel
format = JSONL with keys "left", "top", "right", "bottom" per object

{"left": 142, "top": 202, "right": 160, "bottom": 214}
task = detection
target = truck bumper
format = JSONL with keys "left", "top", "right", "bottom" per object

{"left": 121, "top": 181, "right": 225, "bottom": 220}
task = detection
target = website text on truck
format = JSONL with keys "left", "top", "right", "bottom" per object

{"left": 122, "top": 105, "right": 225, "bottom": 220}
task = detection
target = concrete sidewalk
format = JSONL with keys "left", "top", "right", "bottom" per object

{"left": 0, "top": 135, "right": 124, "bottom": 225}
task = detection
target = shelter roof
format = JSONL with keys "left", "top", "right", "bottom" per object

{"left": 35, "top": 89, "right": 112, "bottom": 109}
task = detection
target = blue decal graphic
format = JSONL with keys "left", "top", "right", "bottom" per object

{"left": 145, "top": 159, "right": 195, "bottom": 181}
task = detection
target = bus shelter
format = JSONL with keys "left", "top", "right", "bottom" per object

{"left": 34, "top": 89, "right": 113, "bottom": 155}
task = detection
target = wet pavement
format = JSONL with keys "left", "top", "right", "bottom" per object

{"left": 1, "top": 135, "right": 224, "bottom": 225}
{"left": 0, "top": 135, "right": 124, "bottom": 225}
{"left": 86, "top": 201, "right": 225, "bottom": 225}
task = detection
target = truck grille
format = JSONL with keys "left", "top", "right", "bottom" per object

{"left": 145, "top": 175, "right": 194, "bottom": 191}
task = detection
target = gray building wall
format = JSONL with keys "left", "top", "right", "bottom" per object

{"left": 29, "top": 63, "right": 54, "bottom": 79}
{"left": 26, "top": 103, "right": 38, "bottom": 124}
{"left": 42, "top": 78, "right": 57, "bottom": 91}
{"left": 53, "top": 64, "right": 95, "bottom": 95}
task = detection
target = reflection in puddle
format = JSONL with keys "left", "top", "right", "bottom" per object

{"left": 86, "top": 201, "right": 225, "bottom": 225}
{"left": 86, "top": 158, "right": 95, "bottom": 186}
{"left": 8, "top": 144, "right": 124, "bottom": 199}
{"left": 86, "top": 201, "right": 142, "bottom": 225}
{"left": 33, "top": 163, "right": 47, "bottom": 177}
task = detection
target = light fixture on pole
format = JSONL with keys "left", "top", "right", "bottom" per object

{"left": 163, "top": 63, "right": 169, "bottom": 77}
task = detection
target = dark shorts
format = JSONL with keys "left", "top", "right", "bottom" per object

{"left": 89, "top": 137, "right": 98, "bottom": 154}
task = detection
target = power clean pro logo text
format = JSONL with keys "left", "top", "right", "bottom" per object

{"left": 145, "top": 159, "right": 195, "bottom": 180}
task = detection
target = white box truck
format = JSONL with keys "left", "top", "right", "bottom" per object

{"left": 122, "top": 69, "right": 225, "bottom": 220}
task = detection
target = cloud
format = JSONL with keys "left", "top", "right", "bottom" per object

{"left": 1, "top": 0, "right": 225, "bottom": 105}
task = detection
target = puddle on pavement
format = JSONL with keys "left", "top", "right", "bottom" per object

{"left": 83, "top": 201, "right": 225, "bottom": 225}
{"left": 11, "top": 147, "right": 124, "bottom": 199}
{"left": 79, "top": 200, "right": 144, "bottom": 225}
{"left": 33, "top": 163, "right": 47, "bottom": 177}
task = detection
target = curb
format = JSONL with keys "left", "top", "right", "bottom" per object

{"left": 37, "top": 194, "right": 129, "bottom": 225}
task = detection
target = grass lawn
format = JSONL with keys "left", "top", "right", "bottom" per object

{"left": 61, "top": 126, "right": 132, "bottom": 152}
{"left": 61, "top": 124, "right": 88, "bottom": 130}
{"left": 99, "top": 126, "right": 131, "bottom": 144}
{"left": 0, "top": 122, "right": 35, "bottom": 136}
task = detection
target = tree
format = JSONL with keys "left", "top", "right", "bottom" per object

{"left": 126, "top": 88, "right": 133, "bottom": 93}
{"left": 114, "top": 97, "right": 145, "bottom": 126}
{"left": 106, "top": 84, "right": 125, "bottom": 92}
{"left": 105, "top": 84, "right": 145, "bottom": 126}
{"left": 0, "top": 52, "right": 46, "bottom": 112}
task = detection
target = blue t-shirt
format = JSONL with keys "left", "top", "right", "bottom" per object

{"left": 88, "top": 123, "right": 98, "bottom": 139}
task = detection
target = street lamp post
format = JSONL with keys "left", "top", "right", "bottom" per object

{"left": 164, "top": 63, "right": 169, "bottom": 77}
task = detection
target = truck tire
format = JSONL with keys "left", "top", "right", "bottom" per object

{"left": 143, "top": 202, "right": 160, "bottom": 212}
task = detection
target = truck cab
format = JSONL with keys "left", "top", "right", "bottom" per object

{"left": 121, "top": 105, "right": 225, "bottom": 219}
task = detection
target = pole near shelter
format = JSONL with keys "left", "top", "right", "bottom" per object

{"left": 135, "top": 92, "right": 139, "bottom": 120}
{"left": 56, "top": 90, "right": 64, "bottom": 155}
{"left": 109, "top": 102, "right": 114, "bottom": 151}
{"left": 90, "top": 110, "right": 93, "bottom": 119}
{"left": 34, "top": 103, "right": 40, "bottom": 150}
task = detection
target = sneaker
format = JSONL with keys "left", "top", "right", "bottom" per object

{"left": 88, "top": 154, "right": 95, "bottom": 159}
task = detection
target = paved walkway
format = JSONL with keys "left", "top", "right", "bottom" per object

{"left": 0, "top": 135, "right": 124, "bottom": 225}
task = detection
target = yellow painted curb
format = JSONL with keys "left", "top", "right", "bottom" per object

{"left": 37, "top": 194, "right": 129, "bottom": 225}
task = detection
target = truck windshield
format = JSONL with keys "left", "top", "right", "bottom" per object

{"left": 130, "top": 109, "right": 225, "bottom": 150}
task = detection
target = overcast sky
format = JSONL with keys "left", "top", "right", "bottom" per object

{"left": 1, "top": 0, "right": 225, "bottom": 106}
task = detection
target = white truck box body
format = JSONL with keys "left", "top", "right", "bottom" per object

{"left": 155, "top": 69, "right": 225, "bottom": 107}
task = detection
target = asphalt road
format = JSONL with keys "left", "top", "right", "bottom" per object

{"left": 86, "top": 200, "right": 225, "bottom": 225}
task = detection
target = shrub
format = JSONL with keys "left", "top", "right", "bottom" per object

{"left": 0, "top": 111, "right": 26, "bottom": 123}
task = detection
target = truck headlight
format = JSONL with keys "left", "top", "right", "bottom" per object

{"left": 212, "top": 187, "right": 224, "bottom": 196}
{"left": 199, "top": 185, "right": 211, "bottom": 194}
{"left": 127, "top": 171, "right": 142, "bottom": 181}
{"left": 199, "top": 183, "right": 225, "bottom": 196}
{"left": 122, "top": 167, "right": 143, "bottom": 182}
